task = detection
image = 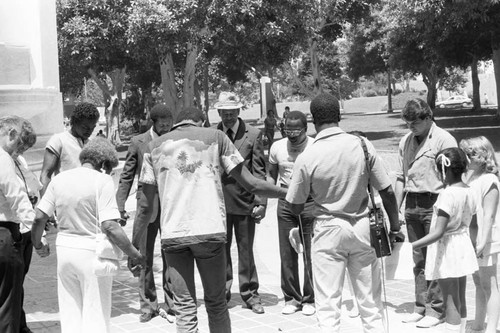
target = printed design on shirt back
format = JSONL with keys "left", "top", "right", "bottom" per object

{"left": 176, "top": 151, "right": 203, "bottom": 175}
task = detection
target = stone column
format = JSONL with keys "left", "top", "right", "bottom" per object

{"left": 0, "top": 0, "right": 63, "bottom": 170}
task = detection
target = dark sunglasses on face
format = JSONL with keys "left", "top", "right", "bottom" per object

{"left": 284, "top": 129, "right": 304, "bottom": 137}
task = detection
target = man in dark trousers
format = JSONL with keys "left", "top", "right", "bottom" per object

{"left": 216, "top": 92, "right": 268, "bottom": 314}
{"left": 116, "top": 104, "right": 175, "bottom": 323}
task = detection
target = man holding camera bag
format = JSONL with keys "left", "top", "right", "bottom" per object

{"left": 286, "top": 93, "right": 401, "bottom": 333}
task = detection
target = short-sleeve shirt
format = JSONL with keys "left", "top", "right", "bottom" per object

{"left": 396, "top": 123, "right": 457, "bottom": 193}
{"left": 37, "top": 167, "right": 120, "bottom": 249}
{"left": 286, "top": 127, "right": 391, "bottom": 220}
{"left": 433, "top": 185, "right": 476, "bottom": 233}
{"left": 466, "top": 173, "right": 500, "bottom": 255}
{"left": 268, "top": 136, "right": 313, "bottom": 187}
{"left": 140, "top": 124, "right": 244, "bottom": 249}
{"left": 46, "top": 130, "right": 86, "bottom": 173}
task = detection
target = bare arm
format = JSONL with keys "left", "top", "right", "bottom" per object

{"left": 40, "top": 150, "right": 59, "bottom": 197}
{"left": 394, "top": 177, "right": 406, "bottom": 211}
{"left": 229, "top": 163, "right": 286, "bottom": 199}
{"left": 269, "top": 163, "right": 279, "bottom": 184}
{"left": 412, "top": 209, "right": 449, "bottom": 250}
{"left": 32, "top": 208, "right": 49, "bottom": 249}
{"left": 477, "top": 184, "right": 499, "bottom": 256}
{"left": 101, "top": 219, "right": 143, "bottom": 261}
{"left": 378, "top": 185, "right": 400, "bottom": 232}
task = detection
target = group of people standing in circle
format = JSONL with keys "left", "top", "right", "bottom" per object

{"left": 1, "top": 93, "right": 500, "bottom": 333}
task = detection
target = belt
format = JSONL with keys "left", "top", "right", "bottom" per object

{"left": 407, "top": 192, "right": 438, "bottom": 198}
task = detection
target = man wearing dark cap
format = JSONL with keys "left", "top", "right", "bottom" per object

{"left": 129, "top": 106, "right": 286, "bottom": 333}
{"left": 116, "top": 104, "right": 175, "bottom": 323}
{"left": 286, "top": 93, "right": 401, "bottom": 332}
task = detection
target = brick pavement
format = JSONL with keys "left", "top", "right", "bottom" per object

{"left": 23, "top": 148, "right": 497, "bottom": 333}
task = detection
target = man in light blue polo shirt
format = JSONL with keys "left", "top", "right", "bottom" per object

{"left": 286, "top": 93, "right": 401, "bottom": 333}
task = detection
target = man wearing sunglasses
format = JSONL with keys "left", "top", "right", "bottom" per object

{"left": 268, "top": 111, "right": 316, "bottom": 316}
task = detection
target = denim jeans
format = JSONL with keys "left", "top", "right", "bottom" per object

{"left": 405, "top": 192, "right": 444, "bottom": 319}
{"left": 312, "top": 217, "right": 385, "bottom": 333}
{"left": 277, "top": 198, "right": 314, "bottom": 306}
{"left": 164, "top": 242, "right": 231, "bottom": 333}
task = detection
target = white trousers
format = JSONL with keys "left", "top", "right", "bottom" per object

{"left": 56, "top": 245, "right": 113, "bottom": 333}
{"left": 312, "top": 217, "right": 385, "bottom": 333}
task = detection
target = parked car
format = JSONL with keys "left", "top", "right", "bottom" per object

{"left": 435, "top": 95, "right": 472, "bottom": 108}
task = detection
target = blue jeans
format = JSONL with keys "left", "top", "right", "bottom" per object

{"left": 164, "top": 242, "right": 231, "bottom": 333}
{"left": 277, "top": 198, "right": 314, "bottom": 305}
{"left": 405, "top": 192, "right": 444, "bottom": 319}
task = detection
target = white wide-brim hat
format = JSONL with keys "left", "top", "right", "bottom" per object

{"left": 214, "top": 92, "right": 244, "bottom": 109}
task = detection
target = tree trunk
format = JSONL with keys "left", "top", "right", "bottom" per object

{"left": 203, "top": 62, "right": 211, "bottom": 127}
{"left": 160, "top": 53, "right": 180, "bottom": 118}
{"left": 387, "top": 68, "right": 393, "bottom": 113}
{"left": 181, "top": 42, "right": 198, "bottom": 119}
{"left": 492, "top": 47, "right": 500, "bottom": 117}
{"left": 310, "top": 39, "right": 322, "bottom": 95}
{"left": 422, "top": 69, "right": 438, "bottom": 109}
{"left": 471, "top": 55, "right": 481, "bottom": 112}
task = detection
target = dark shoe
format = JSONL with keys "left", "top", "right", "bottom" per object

{"left": 20, "top": 327, "right": 34, "bottom": 333}
{"left": 248, "top": 303, "right": 265, "bottom": 314}
{"left": 139, "top": 311, "right": 157, "bottom": 323}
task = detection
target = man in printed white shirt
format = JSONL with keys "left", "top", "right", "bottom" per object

{"left": 0, "top": 116, "right": 43, "bottom": 333}
{"left": 129, "top": 107, "right": 286, "bottom": 333}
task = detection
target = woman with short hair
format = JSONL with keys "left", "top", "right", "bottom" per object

{"left": 32, "top": 137, "right": 145, "bottom": 333}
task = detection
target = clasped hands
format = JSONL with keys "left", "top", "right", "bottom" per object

{"left": 34, "top": 236, "right": 50, "bottom": 257}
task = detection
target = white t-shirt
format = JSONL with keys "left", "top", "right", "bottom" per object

{"left": 268, "top": 136, "right": 313, "bottom": 187}
{"left": 37, "top": 167, "right": 120, "bottom": 250}
{"left": 466, "top": 173, "right": 500, "bottom": 255}
{"left": 46, "top": 130, "right": 85, "bottom": 173}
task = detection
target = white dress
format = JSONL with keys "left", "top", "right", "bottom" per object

{"left": 425, "top": 184, "right": 479, "bottom": 280}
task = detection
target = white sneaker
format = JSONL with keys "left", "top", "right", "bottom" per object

{"left": 282, "top": 304, "right": 301, "bottom": 315}
{"left": 302, "top": 304, "right": 315, "bottom": 316}
{"left": 402, "top": 312, "right": 424, "bottom": 323}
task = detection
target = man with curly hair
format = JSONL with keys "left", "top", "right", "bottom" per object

{"left": 40, "top": 102, "right": 99, "bottom": 195}
{"left": 116, "top": 104, "right": 175, "bottom": 323}
{"left": 286, "top": 93, "right": 401, "bottom": 333}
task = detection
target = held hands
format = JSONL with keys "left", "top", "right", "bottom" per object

{"left": 128, "top": 253, "right": 146, "bottom": 277}
{"left": 251, "top": 205, "right": 266, "bottom": 223}
{"left": 288, "top": 227, "right": 303, "bottom": 254}
{"left": 476, "top": 243, "right": 486, "bottom": 259}
{"left": 119, "top": 211, "right": 130, "bottom": 226}
{"left": 35, "top": 236, "right": 50, "bottom": 257}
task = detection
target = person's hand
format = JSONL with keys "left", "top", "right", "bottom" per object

{"left": 289, "top": 227, "right": 303, "bottom": 254}
{"left": 35, "top": 236, "right": 50, "bottom": 257}
{"left": 389, "top": 230, "right": 405, "bottom": 248}
{"left": 128, "top": 254, "right": 146, "bottom": 277}
{"left": 45, "top": 215, "right": 58, "bottom": 230}
{"left": 120, "top": 210, "right": 130, "bottom": 220}
{"left": 251, "top": 205, "right": 266, "bottom": 223}
{"left": 476, "top": 243, "right": 486, "bottom": 259}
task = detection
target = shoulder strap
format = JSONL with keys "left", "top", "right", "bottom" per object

{"left": 357, "top": 136, "right": 379, "bottom": 214}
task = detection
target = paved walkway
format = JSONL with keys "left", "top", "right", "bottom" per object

{"left": 24, "top": 193, "right": 495, "bottom": 333}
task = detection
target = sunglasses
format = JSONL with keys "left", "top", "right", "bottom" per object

{"left": 284, "top": 129, "right": 304, "bottom": 137}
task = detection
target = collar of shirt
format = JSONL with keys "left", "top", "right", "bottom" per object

{"left": 222, "top": 119, "right": 240, "bottom": 135}
{"left": 313, "top": 127, "right": 344, "bottom": 143}
{"left": 149, "top": 126, "right": 159, "bottom": 140}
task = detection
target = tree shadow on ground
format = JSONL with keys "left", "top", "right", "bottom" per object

{"left": 359, "top": 131, "right": 401, "bottom": 142}
{"left": 435, "top": 114, "right": 500, "bottom": 130}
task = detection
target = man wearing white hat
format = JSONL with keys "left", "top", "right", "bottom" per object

{"left": 216, "top": 92, "right": 268, "bottom": 314}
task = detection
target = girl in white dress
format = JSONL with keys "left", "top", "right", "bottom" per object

{"left": 460, "top": 136, "right": 500, "bottom": 333}
{"left": 412, "top": 147, "right": 478, "bottom": 332}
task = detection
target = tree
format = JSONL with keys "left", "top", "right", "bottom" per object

{"left": 57, "top": 0, "right": 133, "bottom": 144}
{"left": 127, "top": 0, "right": 309, "bottom": 120}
